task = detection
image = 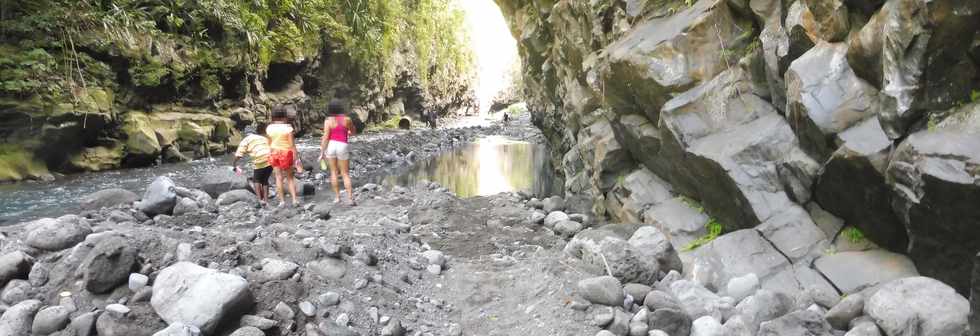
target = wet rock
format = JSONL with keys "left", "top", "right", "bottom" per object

{"left": 172, "top": 198, "right": 200, "bottom": 217}
{"left": 0, "top": 300, "right": 42, "bottom": 335}
{"left": 138, "top": 176, "right": 178, "bottom": 216}
{"left": 758, "top": 310, "right": 832, "bottom": 336}
{"left": 726, "top": 273, "right": 759, "bottom": 303}
{"left": 691, "top": 316, "right": 724, "bottom": 336}
{"left": 257, "top": 258, "right": 299, "bottom": 282}
{"left": 647, "top": 308, "right": 691, "bottom": 336}
{"left": 80, "top": 188, "right": 140, "bottom": 211}
{"left": 543, "top": 211, "right": 570, "bottom": 228}
{"left": 865, "top": 277, "right": 969, "bottom": 336}
{"left": 813, "top": 250, "right": 918, "bottom": 294}
{"left": 0, "top": 251, "right": 33, "bottom": 287}
{"left": 151, "top": 262, "right": 252, "bottom": 334}
{"left": 542, "top": 196, "right": 565, "bottom": 213}
{"left": 229, "top": 326, "right": 264, "bottom": 336}
{"left": 31, "top": 305, "right": 71, "bottom": 335}
{"left": 25, "top": 215, "right": 93, "bottom": 251}
{"left": 81, "top": 236, "right": 139, "bottom": 294}
{"left": 153, "top": 322, "right": 201, "bottom": 336}
{"left": 579, "top": 276, "right": 624, "bottom": 307}
{"left": 565, "top": 224, "right": 680, "bottom": 284}
{"left": 216, "top": 190, "right": 259, "bottom": 207}
{"left": 825, "top": 293, "right": 864, "bottom": 330}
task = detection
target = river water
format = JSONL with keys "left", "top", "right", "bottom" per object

{"left": 0, "top": 135, "right": 559, "bottom": 225}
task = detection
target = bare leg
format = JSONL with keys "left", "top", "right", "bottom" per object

{"left": 274, "top": 169, "right": 285, "bottom": 206}
{"left": 328, "top": 158, "right": 340, "bottom": 202}
{"left": 339, "top": 159, "right": 354, "bottom": 204}
{"left": 287, "top": 169, "right": 299, "bottom": 206}
{"left": 253, "top": 182, "right": 264, "bottom": 203}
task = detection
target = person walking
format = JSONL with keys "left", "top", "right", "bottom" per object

{"left": 267, "top": 106, "right": 303, "bottom": 207}
{"left": 233, "top": 123, "right": 273, "bottom": 206}
{"left": 319, "top": 100, "right": 356, "bottom": 205}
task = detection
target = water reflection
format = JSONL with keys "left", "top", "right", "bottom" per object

{"left": 382, "top": 136, "right": 561, "bottom": 197}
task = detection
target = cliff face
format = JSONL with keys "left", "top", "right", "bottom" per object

{"left": 497, "top": 0, "right": 980, "bottom": 294}
{"left": 0, "top": 0, "right": 476, "bottom": 181}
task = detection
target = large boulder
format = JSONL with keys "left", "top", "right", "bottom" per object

{"left": 604, "top": 168, "right": 673, "bottom": 223}
{"left": 686, "top": 229, "right": 789, "bottom": 292}
{"left": 785, "top": 42, "right": 886, "bottom": 161}
{"left": 813, "top": 250, "right": 918, "bottom": 294}
{"left": 887, "top": 102, "right": 980, "bottom": 294}
{"left": 199, "top": 169, "right": 250, "bottom": 198}
{"left": 0, "top": 300, "right": 42, "bottom": 335}
{"left": 81, "top": 236, "right": 139, "bottom": 294}
{"left": 564, "top": 224, "right": 681, "bottom": 284}
{"left": 577, "top": 276, "right": 624, "bottom": 307}
{"left": 0, "top": 251, "right": 33, "bottom": 287}
{"left": 659, "top": 68, "right": 819, "bottom": 231}
{"left": 216, "top": 190, "right": 259, "bottom": 207}
{"left": 79, "top": 188, "right": 140, "bottom": 211}
{"left": 642, "top": 197, "right": 708, "bottom": 249}
{"left": 151, "top": 262, "right": 252, "bottom": 334}
{"left": 25, "top": 215, "right": 93, "bottom": 251}
{"left": 735, "top": 289, "right": 795, "bottom": 335}
{"left": 137, "top": 176, "right": 178, "bottom": 216}
{"left": 865, "top": 277, "right": 969, "bottom": 336}
{"left": 758, "top": 310, "right": 833, "bottom": 336}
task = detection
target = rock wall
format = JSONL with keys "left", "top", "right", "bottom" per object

{"left": 0, "top": 1, "right": 476, "bottom": 181}
{"left": 496, "top": 0, "right": 980, "bottom": 294}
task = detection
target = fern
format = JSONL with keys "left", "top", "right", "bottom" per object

{"left": 682, "top": 218, "right": 723, "bottom": 251}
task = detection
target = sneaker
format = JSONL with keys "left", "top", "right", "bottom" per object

{"left": 277, "top": 201, "right": 286, "bottom": 208}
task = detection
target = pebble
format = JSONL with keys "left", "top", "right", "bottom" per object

{"left": 319, "top": 292, "right": 341, "bottom": 306}
{"left": 176, "top": 243, "right": 193, "bottom": 261}
{"left": 104, "top": 304, "right": 130, "bottom": 317}
{"left": 298, "top": 301, "right": 316, "bottom": 317}
{"left": 570, "top": 300, "right": 591, "bottom": 311}
{"left": 128, "top": 273, "right": 149, "bottom": 291}
{"left": 426, "top": 264, "right": 442, "bottom": 275}
{"left": 240, "top": 315, "right": 278, "bottom": 330}
{"left": 354, "top": 278, "right": 369, "bottom": 289}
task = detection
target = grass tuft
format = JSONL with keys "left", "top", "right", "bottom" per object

{"left": 682, "top": 218, "right": 722, "bottom": 251}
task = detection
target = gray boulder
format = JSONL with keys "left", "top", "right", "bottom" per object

{"left": 565, "top": 224, "right": 681, "bottom": 284}
{"left": 554, "top": 220, "right": 584, "bottom": 237}
{"left": 216, "top": 190, "right": 259, "bottom": 207}
{"left": 199, "top": 169, "right": 250, "bottom": 198}
{"left": 578, "top": 276, "right": 624, "bottom": 307}
{"left": 691, "top": 316, "right": 724, "bottom": 336}
{"left": 687, "top": 229, "right": 789, "bottom": 291}
{"left": 813, "top": 250, "right": 918, "bottom": 294}
{"left": 172, "top": 198, "right": 200, "bottom": 217}
{"left": 81, "top": 236, "right": 139, "bottom": 294}
{"left": 0, "top": 300, "right": 42, "bottom": 335}
{"left": 152, "top": 322, "right": 201, "bottom": 336}
{"left": 542, "top": 196, "right": 565, "bottom": 213}
{"left": 0, "top": 251, "right": 33, "bottom": 287}
{"left": 726, "top": 273, "right": 759, "bottom": 303}
{"left": 623, "top": 283, "right": 652, "bottom": 304}
{"left": 307, "top": 258, "right": 347, "bottom": 280}
{"left": 865, "top": 277, "right": 969, "bottom": 336}
{"left": 151, "top": 262, "right": 252, "bottom": 334}
{"left": 670, "top": 280, "right": 726, "bottom": 320}
{"left": 647, "top": 308, "right": 691, "bottom": 336}
{"left": 31, "top": 305, "right": 71, "bottom": 336}
{"left": 642, "top": 197, "right": 708, "bottom": 248}
{"left": 25, "top": 215, "right": 92, "bottom": 251}
{"left": 138, "top": 176, "right": 178, "bottom": 216}
{"left": 887, "top": 102, "right": 980, "bottom": 294}
{"left": 79, "top": 188, "right": 139, "bottom": 211}
{"left": 70, "top": 311, "right": 100, "bottom": 336}
{"left": 734, "top": 289, "right": 794, "bottom": 335}
{"left": 845, "top": 318, "right": 882, "bottom": 336}
{"left": 543, "top": 211, "right": 570, "bottom": 228}
{"left": 257, "top": 258, "right": 299, "bottom": 282}
{"left": 758, "top": 310, "right": 833, "bottom": 336}
{"left": 229, "top": 326, "right": 264, "bottom": 336}
{"left": 95, "top": 304, "right": 164, "bottom": 336}
{"left": 643, "top": 290, "right": 681, "bottom": 312}
{"left": 825, "top": 293, "right": 864, "bottom": 330}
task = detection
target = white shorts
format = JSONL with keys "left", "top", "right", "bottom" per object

{"left": 325, "top": 140, "right": 350, "bottom": 160}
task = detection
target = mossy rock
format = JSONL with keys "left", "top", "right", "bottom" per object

{"left": 121, "top": 112, "right": 162, "bottom": 158}
{"left": 0, "top": 145, "right": 51, "bottom": 182}
{"left": 66, "top": 142, "right": 124, "bottom": 172}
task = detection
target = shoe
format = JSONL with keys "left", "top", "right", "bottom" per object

{"left": 333, "top": 197, "right": 341, "bottom": 204}
{"left": 277, "top": 202, "right": 286, "bottom": 208}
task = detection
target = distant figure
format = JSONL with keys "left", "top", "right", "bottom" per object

{"left": 233, "top": 123, "right": 272, "bottom": 206}
{"left": 502, "top": 112, "right": 509, "bottom": 123}
{"left": 427, "top": 111, "right": 438, "bottom": 129}
{"left": 319, "top": 100, "right": 357, "bottom": 206}
{"left": 267, "top": 106, "right": 303, "bottom": 207}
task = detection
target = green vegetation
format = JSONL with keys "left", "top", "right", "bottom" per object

{"left": 682, "top": 218, "right": 722, "bottom": 251}
{"left": 364, "top": 113, "right": 404, "bottom": 133}
{"left": 0, "top": 144, "right": 50, "bottom": 182}
{"left": 0, "top": 0, "right": 474, "bottom": 105}
{"left": 841, "top": 226, "right": 866, "bottom": 244}
{"left": 971, "top": 90, "right": 980, "bottom": 103}
{"left": 927, "top": 113, "right": 942, "bottom": 132}
{"left": 678, "top": 195, "right": 705, "bottom": 213}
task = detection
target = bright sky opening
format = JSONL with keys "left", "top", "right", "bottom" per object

{"left": 459, "top": 0, "right": 519, "bottom": 114}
